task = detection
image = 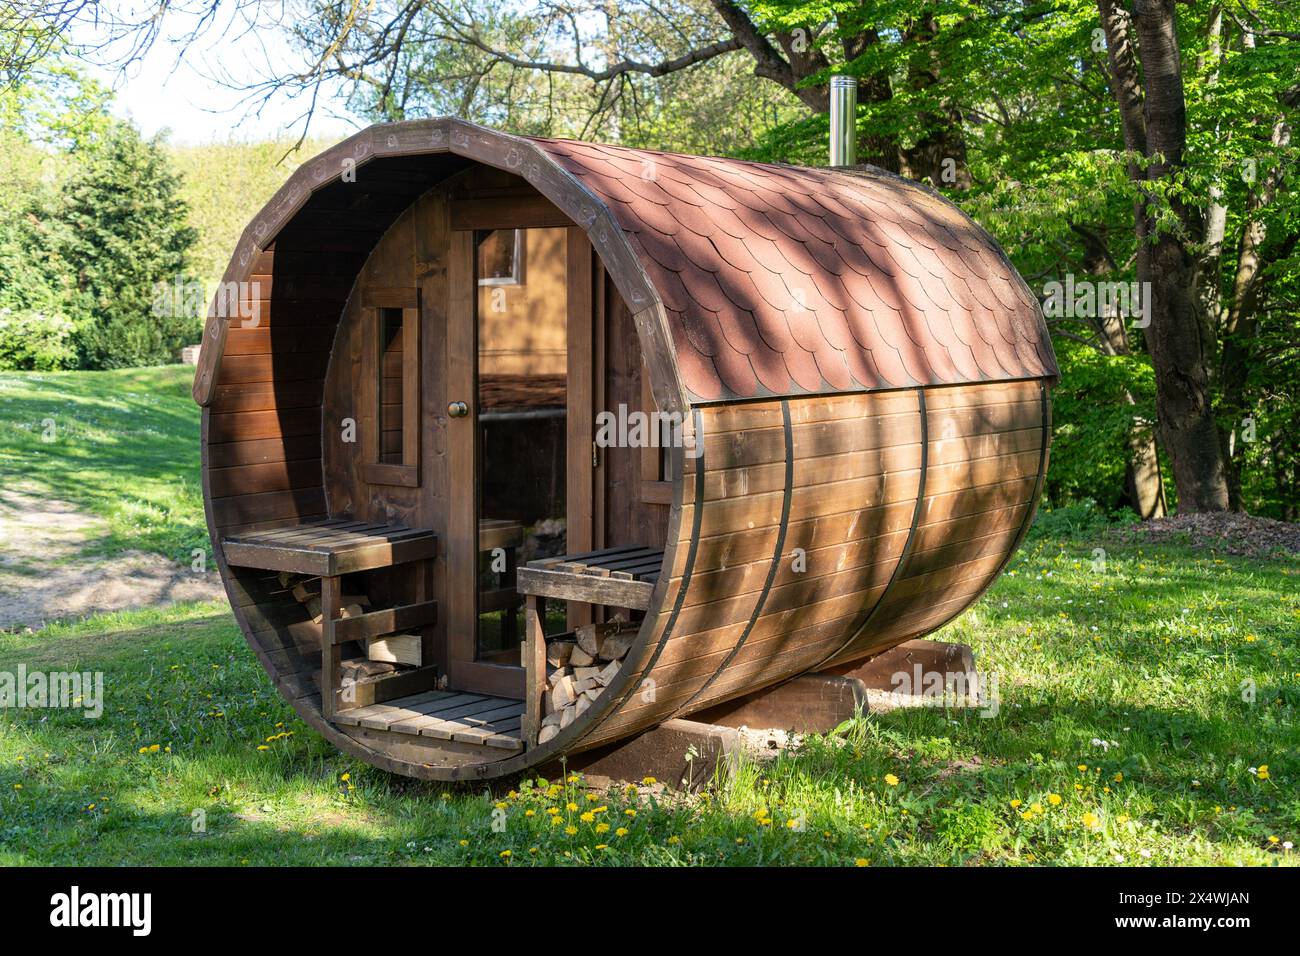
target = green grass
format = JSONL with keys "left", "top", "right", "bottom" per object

{"left": 1, "top": 538, "right": 1296, "bottom": 866}
{"left": 1, "top": 366, "right": 1295, "bottom": 865}
{"left": 0, "top": 366, "right": 206, "bottom": 561}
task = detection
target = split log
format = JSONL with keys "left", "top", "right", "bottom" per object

{"left": 546, "top": 640, "right": 575, "bottom": 668}
{"left": 367, "top": 633, "right": 422, "bottom": 667}
{"left": 598, "top": 631, "right": 635, "bottom": 662}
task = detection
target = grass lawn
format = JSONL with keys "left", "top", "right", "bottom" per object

{"left": 0, "top": 365, "right": 207, "bottom": 562}
{"left": 1, "top": 535, "right": 1295, "bottom": 866}
{"left": 0, "top": 366, "right": 1296, "bottom": 865}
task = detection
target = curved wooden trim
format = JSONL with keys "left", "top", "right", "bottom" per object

{"left": 811, "top": 387, "right": 929, "bottom": 670}
{"left": 673, "top": 400, "right": 793, "bottom": 715}
{"left": 193, "top": 118, "right": 687, "bottom": 418}
{"left": 572, "top": 408, "right": 707, "bottom": 741}
{"left": 984, "top": 381, "right": 1051, "bottom": 579}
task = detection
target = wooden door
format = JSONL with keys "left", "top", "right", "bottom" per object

{"left": 446, "top": 224, "right": 596, "bottom": 698}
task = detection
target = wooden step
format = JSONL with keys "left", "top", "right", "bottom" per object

{"left": 333, "top": 690, "right": 524, "bottom": 752}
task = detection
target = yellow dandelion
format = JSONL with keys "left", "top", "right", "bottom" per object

{"left": 642, "top": 776, "right": 657, "bottom": 785}
{"left": 624, "top": 808, "right": 636, "bottom": 817}
{"left": 616, "top": 827, "right": 629, "bottom": 837}
{"left": 1010, "top": 799, "right": 1022, "bottom": 809}
{"left": 580, "top": 811, "right": 595, "bottom": 823}
{"left": 855, "top": 858, "right": 869, "bottom": 867}
{"left": 499, "top": 849, "right": 511, "bottom": 859}
{"left": 667, "top": 835, "right": 680, "bottom": 845}
{"left": 595, "top": 823, "right": 610, "bottom": 834}
{"left": 565, "top": 826, "right": 577, "bottom": 836}
{"left": 884, "top": 773, "right": 900, "bottom": 787}
{"left": 1047, "top": 793, "right": 1062, "bottom": 806}
{"left": 1082, "top": 812, "right": 1100, "bottom": 829}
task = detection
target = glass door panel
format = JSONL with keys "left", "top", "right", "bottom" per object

{"left": 473, "top": 227, "right": 569, "bottom": 664}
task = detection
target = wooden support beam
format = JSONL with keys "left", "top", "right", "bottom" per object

{"left": 820, "top": 639, "right": 975, "bottom": 691}
{"left": 538, "top": 719, "right": 739, "bottom": 792}
{"left": 331, "top": 600, "right": 439, "bottom": 645}
{"left": 523, "top": 594, "right": 546, "bottom": 748}
{"left": 689, "top": 673, "right": 866, "bottom": 734}
{"left": 321, "top": 574, "right": 342, "bottom": 719}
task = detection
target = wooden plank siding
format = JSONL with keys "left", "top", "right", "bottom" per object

{"left": 571, "top": 378, "right": 1048, "bottom": 747}
{"left": 197, "top": 126, "right": 1052, "bottom": 781}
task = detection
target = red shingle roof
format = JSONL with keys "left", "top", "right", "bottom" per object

{"left": 533, "top": 138, "right": 1057, "bottom": 403}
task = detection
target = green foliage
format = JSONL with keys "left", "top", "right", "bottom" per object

{"left": 1, "top": 62, "right": 200, "bottom": 371}
{"left": 1046, "top": 339, "right": 1157, "bottom": 509}
{"left": 169, "top": 137, "right": 334, "bottom": 291}
{"left": 53, "top": 122, "right": 200, "bottom": 368}
{"left": 1026, "top": 499, "right": 1137, "bottom": 544}
{"left": 0, "top": 309, "right": 77, "bottom": 370}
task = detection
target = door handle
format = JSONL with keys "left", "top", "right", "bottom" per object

{"left": 447, "top": 401, "right": 469, "bottom": 418}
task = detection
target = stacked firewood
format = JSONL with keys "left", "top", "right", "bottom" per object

{"left": 277, "top": 572, "right": 370, "bottom": 624}
{"left": 277, "top": 572, "right": 422, "bottom": 669}
{"left": 538, "top": 621, "right": 637, "bottom": 744}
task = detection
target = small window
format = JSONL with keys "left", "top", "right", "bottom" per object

{"left": 361, "top": 290, "right": 420, "bottom": 487}
{"left": 477, "top": 229, "right": 525, "bottom": 286}
{"left": 640, "top": 374, "right": 673, "bottom": 503}
{"left": 378, "top": 307, "right": 405, "bottom": 464}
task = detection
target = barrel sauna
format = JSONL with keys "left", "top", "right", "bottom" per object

{"left": 193, "top": 118, "right": 1056, "bottom": 781}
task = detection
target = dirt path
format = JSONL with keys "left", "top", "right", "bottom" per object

{"left": 0, "top": 485, "right": 226, "bottom": 631}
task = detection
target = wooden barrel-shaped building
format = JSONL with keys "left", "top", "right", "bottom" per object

{"left": 193, "top": 118, "right": 1056, "bottom": 781}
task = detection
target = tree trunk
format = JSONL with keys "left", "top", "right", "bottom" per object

{"left": 899, "top": 11, "right": 971, "bottom": 188}
{"left": 1074, "top": 222, "right": 1167, "bottom": 518}
{"left": 1124, "top": 0, "right": 1231, "bottom": 511}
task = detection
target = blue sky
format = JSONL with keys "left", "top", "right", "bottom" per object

{"left": 70, "top": 4, "right": 361, "bottom": 144}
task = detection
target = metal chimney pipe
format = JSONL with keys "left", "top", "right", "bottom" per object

{"left": 829, "top": 75, "right": 857, "bottom": 167}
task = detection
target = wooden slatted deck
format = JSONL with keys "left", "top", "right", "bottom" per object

{"left": 222, "top": 519, "right": 438, "bottom": 575}
{"left": 333, "top": 690, "right": 524, "bottom": 751}
{"left": 516, "top": 545, "right": 663, "bottom": 610}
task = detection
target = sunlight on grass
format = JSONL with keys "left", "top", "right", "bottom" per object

{"left": 1, "top": 536, "right": 1295, "bottom": 866}
{"left": 0, "top": 366, "right": 207, "bottom": 562}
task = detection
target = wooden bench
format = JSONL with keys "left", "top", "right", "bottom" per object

{"left": 515, "top": 545, "right": 662, "bottom": 746}
{"left": 222, "top": 519, "right": 438, "bottom": 576}
{"left": 222, "top": 520, "right": 439, "bottom": 719}
{"left": 516, "top": 545, "right": 663, "bottom": 612}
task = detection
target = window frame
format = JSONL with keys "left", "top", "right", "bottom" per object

{"left": 360, "top": 287, "right": 421, "bottom": 488}
{"left": 475, "top": 228, "right": 526, "bottom": 287}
